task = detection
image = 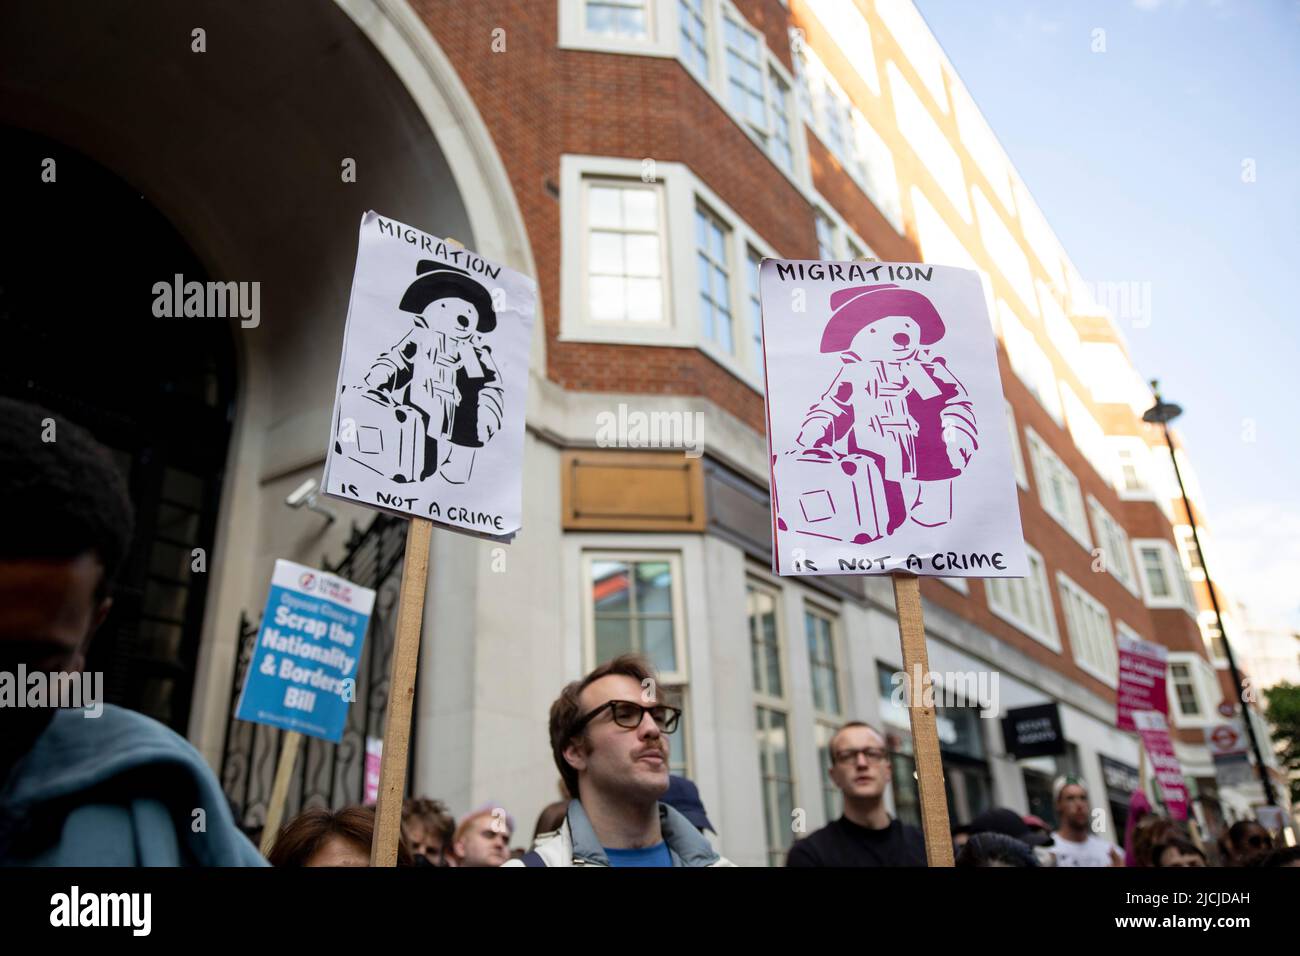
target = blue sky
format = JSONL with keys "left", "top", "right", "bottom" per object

{"left": 916, "top": 0, "right": 1300, "bottom": 629}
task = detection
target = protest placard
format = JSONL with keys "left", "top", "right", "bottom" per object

{"left": 1133, "top": 710, "right": 1189, "bottom": 821}
{"left": 235, "top": 560, "right": 375, "bottom": 853}
{"left": 759, "top": 259, "right": 1026, "bottom": 579}
{"left": 321, "top": 218, "right": 536, "bottom": 865}
{"left": 323, "top": 211, "right": 537, "bottom": 541}
{"left": 758, "top": 258, "right": 1030, "bottom": 866}
{"left": 235, "top": 560, "right": 374, "bottom": 741}
{"left": 1116, "top": 630, "right": 1168, "bottom": 732}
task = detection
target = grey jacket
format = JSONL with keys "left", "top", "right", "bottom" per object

{"left": 503, "top": 799, "right": 734, "bottom": 867}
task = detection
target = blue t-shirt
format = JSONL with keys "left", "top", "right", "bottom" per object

{"left": 604, "top": 842, "right": 673, "bottom": 867}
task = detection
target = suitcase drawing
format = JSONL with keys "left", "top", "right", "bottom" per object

{"left": 775, "top": 449, "right": 891, "bottom": 545}
{"left": 334, "top": 386, "right": 429, "bottom": 483}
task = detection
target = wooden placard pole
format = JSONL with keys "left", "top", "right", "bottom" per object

{"left": 369, "top": 232, "right": 474, "bottom": 866}
{"left": 260, "top": 730, "right": 303, "bottom": 857}
{"left": 892, "top": 573, "right": 955, "bottom": 866}
{"left": 850, "top": 255, "right": 953, "bottom": 866}
{"left": 369, "top": 516, "right": 433, "bottom": 866}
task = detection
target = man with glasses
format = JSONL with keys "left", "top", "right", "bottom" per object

{"left": 786, "top": 721, "right": 927, "bottom": 866}
{"left": 504, "top": 654, "right": 732, "bottom": 867}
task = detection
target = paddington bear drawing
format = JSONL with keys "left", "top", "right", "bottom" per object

{"left": 775, "top": 283, "right": 977, "bottom": 545}
{"left": 333, "top": 261, "right": 503, "bottom": 485}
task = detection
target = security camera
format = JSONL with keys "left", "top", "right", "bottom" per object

{"left": 286, "top": 478, "right": 318, "bottom": 508}
{"left": 284, "top": 477, "right": 337, "bottom": 526}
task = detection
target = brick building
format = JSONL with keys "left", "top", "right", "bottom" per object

{"left": 4, "top": 0, "right": 1287, "bottom": 863}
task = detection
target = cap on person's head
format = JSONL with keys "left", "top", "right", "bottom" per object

{"left": 968, "top": 807, "right": 1051, "bottom": 847}
{"left": 663, "top": 775, "right": 715, "bottom": 833}
{"left": 955, "top": 832, "right": 1039, "bottom": 868}
{"left": 1023, "top": 814, "right": 1050, "bottom": 831}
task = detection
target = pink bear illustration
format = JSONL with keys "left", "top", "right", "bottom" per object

{"left": 775, "top": 283, "right": 977, "bottom": 545}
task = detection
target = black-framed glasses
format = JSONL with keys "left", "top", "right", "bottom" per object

{"left": 572, "top": 699, "right": 682, "bottom": 735}
{"left": 833, "top": 746, "right": 890, "bottom": 765}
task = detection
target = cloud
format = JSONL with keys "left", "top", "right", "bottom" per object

{"left": 1210, "top": 502, "right": 1300, "bottom": 629}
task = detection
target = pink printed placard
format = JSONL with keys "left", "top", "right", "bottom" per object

{"left": 364, "top": 737, "right": 383, "bottom": 806}
{"left": 1116, "top": 631, "right": 1168, "bottom": 732}
{"left": 1133, "top": 710, "right": 1188, "bottom": 821}
{"left": 758, "top": 260, "right": 1027, "bottom": 578}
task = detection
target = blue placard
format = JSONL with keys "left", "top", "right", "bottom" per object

{"left": 235, "top": 560, "right": 375, "bottom": 742}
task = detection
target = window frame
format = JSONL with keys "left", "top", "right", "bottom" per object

{"left": 792, "top": 30, "right": 903, "bottom": 232}
{"left": 984, "top": 543, "right": 1060, "bottom": 651}
{"left": 695, "top": 200, "right": 735, "bottom": 354}
{"left": 1169, "top": 661, "right": 1200, "bottom": 718}
{"left": 560, "top": 0, "right": 677, "bottom": 55}
{"left": 747, "top": 575, "right": 798, "bottom": 866}
{"left": 803, "top": 599, "right": 844, "bottom": 824}
{"left": 1166, "top": 650, "right": 1220, "bottom": 729}
{"left": 677, "top": 0, "right": 711, "bottom": 82}
{"left": 581, "top": 550, "right": 690, "bottom": 685}
{"left": 745, "top": 243, "right": 765, "bottom": 377}
{"left": 1025, "top": 428, "right": 1093, "bottom": 551}
{"left": 1086, "top": 494, "right": 1139, "bottom": 598}
{"left": 803, "top": 601, "right": 843, "bottom": 721}
{"left": 561, "top": 155, "right": 779, "bottom": 392}
{"left": 1006, "top": 401, "right": 1028, "bottom": 491}
{"left": 584, "top": 0, "right": 654, "bottom": 39}
{"left": 1133, "top": 538, "right": 1196, "bottom": 615}
{"left": 1174, "top": 525, "right": 1207, "bottom": 583}
{"left": 1057, "top": 572, "right": 1118, "bottom": 688}
{"left": 580, "top": 175, "right": 672, "bottom": 328}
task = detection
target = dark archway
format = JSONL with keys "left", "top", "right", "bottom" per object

{"left": 0, "top": 125, "right": 236, "bottom": 734}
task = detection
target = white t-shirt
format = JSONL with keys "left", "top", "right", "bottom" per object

{"left": 1050, "top": 832, "right": 1120, "bottom": 867}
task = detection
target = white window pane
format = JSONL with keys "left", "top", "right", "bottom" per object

{"left": 616, "top": 6, "right": 646, "bottom": 36}
{"left": 589, "top": 186, "right": 623, "bottom": 228}
{"left": 623, "top": 189, "right": 658, "bottom": 230}
{"left": 588, "top": 232, "right": 625, "bottom": 275}
{"left": 640, "top": 618, "right": 677, "bottom": 673}
{"left": 624, "top": 234, "right": 661, "bottom": 275}
{"left": 636, "top": 561, "right": 673, "bottom": 613}
{"left": 589, "top": 276, "right": 626, "bottom": 321}
{"left": 625, "top": 278, "right": 662, "bottom": 321}
{"left": 586, "top": 4, "right": 614, "bottom": 34}
{"left": 595, "top": 616, "right": 633, "bottom": 663}
{"left": 592, "top": 559, "right": 631, "bottom": 612}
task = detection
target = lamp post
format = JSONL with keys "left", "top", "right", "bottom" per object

{"left": 1143, "top": 380, "right": 1278, "bottom": 807}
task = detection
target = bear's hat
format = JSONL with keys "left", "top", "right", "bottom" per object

{"left": 399, "top": 260, "right": 497, "bottom": 334}
{"left": 819, "top": 283, "right": 945, "bottom": 352}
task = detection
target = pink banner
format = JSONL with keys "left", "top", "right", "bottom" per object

{"left": 1133, "top": 711, "right": 1188, "bottom": 821}
{"left": 364, "top": 737, "right": 382, "bottom": 806}
{"left": 1116, "top": 632, "right": 1168, "bottom": 732}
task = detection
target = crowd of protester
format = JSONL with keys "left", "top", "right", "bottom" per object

{"left": 3, "top": 395, "right": 1297, "bottom": 869}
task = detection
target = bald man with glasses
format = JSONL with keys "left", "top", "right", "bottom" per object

{"left": 786, "top": 720, "right": 927, "bottom": 867}
{"left": 505, "top": 654, "right": 733, "bottom": 867}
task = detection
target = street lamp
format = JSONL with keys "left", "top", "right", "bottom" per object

{"left": 1143, "top": 380, "right": 1278, "bottom": 807}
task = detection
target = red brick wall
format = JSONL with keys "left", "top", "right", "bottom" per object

{"left": 412, "top": 0, "right": 825, "bottom": 434}
{"left": 412, "top": 0, "right": 1211, "bottom": 707}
